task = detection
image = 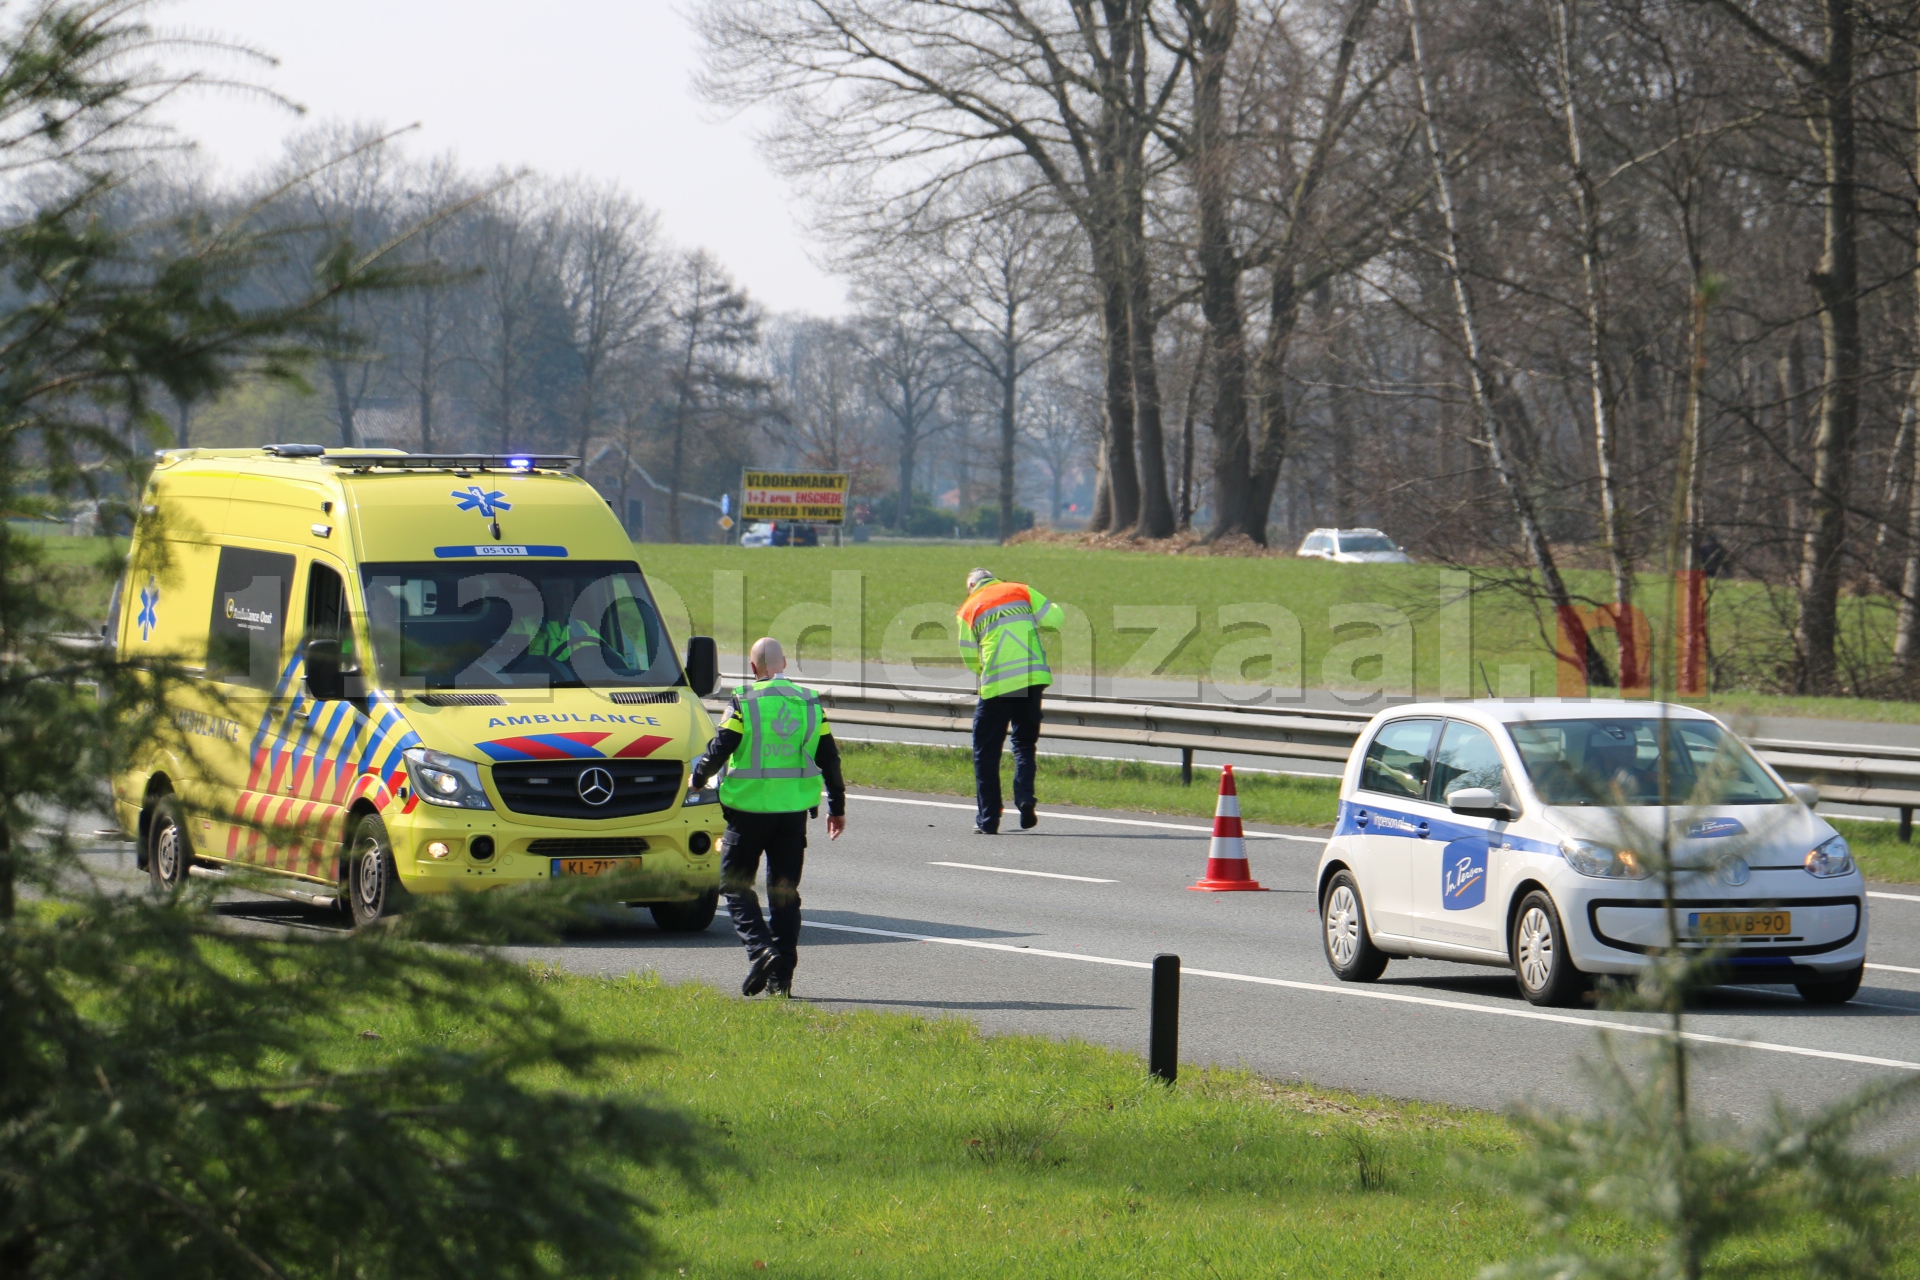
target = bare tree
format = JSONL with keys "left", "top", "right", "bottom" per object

{"left": 555, "top": 179, "right": 667, "bottom": 460}
{"left": 661, "top": 249, "right": 764, "bottom": 541}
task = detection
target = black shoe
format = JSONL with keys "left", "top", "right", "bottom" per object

{"left": 767, "top": 972, "right": 792, "bottom": 998}
{"left": 1019, "top": 804, "right": 1037, "bottom": 830}
{"left": 741, "top": 952, "right": 775, "bottom": 997}
{"left": 973, "top": 825, "right": 998, "bottom": 836}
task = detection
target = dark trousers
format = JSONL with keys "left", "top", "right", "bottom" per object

{"left": 720, "top": 807, "right": 808, "bottom": 977}
{"left": 972, "top": 687, "right": 1043, "bottom": 832}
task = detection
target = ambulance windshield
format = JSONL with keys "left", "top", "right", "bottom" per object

{"left": 359, "top": 560, "right": 681, "bottom": 690}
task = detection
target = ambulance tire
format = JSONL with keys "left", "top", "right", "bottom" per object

{"left": 650, "top": 889, "right": 719, "bottom": 933}
{"left": 348, "top": 813, "right": 404, "bottom": 927}
{"left": 147, "top": 796, "right": 193, "bottom": 894}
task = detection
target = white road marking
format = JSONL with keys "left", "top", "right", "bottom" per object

{"left": 1868, "top": 962, "right": 1920, "bottom": 975}
{"left": 848, "top": 792, "right": 1328, "bottom": 844}
{"left": 1870, "top": 891, "right": 1920, "bottom": 903}
{"left": 804, "top": 920, "right": 1920, "bottom": 1073}
{"left": 930, "top": 861, "right": 1117, "bottom": 883}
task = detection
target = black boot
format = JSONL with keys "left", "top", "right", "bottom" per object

{"left": 741, "top": 951, "right": 776, "bottom": 997}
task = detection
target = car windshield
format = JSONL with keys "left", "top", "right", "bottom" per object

{"left": 359, "top": 560, "right": 679, "bottom": 689}
{"left": 1337, "top": 533, "right": 1397, "bottom": 553}
{"left": 1507, "top": 717, "right": 1787, "bottom": 806}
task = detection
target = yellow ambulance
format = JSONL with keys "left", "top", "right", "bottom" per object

{"left": 108, "top": 445, "right": 726, "bottom": 928}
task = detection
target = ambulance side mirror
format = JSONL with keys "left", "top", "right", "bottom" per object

{"left": 683, "top": 635, "right": 719, "bottom": 697}
{"left": 305, "top": 637, "right": 345, "bottom": 702}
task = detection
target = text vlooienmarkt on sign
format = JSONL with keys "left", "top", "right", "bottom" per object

{"left": 740, "top": 470, "right": 848, "bottom": 523}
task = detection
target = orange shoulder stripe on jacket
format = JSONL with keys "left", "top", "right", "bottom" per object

{"left": 958, "top": 581, "right": 1031, "bottom": 627}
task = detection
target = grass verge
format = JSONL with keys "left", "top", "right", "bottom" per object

{"left": 1831, "top": 818, "right": 1920, "bottom": 886}
{"left": 354, "top": 972, "right": 1524, "bottom": 1276}
{"left": 344, "top": 970, "right": 1918, "bottom": 1277}
{"left": 837, "top": 740, "right": 1341, "bottom": 830}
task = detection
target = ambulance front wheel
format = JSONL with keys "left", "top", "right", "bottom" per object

{"left": 650, "top": 889, "right": 719, "bottom": 933}
{"left": 147, "top": 796, "right": 192, "bottom": 894}
{"left": 348, "top": 813, "right": 405, "bottom": 926}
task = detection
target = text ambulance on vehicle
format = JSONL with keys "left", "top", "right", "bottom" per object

{"left": 1315, "top": 701, "right": 1868, "bottom": 1006}
{"left": 107, "top": 445, "right": 727, "bottom": 927}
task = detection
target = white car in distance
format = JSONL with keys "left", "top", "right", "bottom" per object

{"left": 1315, "top": 701, "right": 1867, "bottom": 1006}
{"left": 1297, "top": 527, "right": 1413, "bottom": 563}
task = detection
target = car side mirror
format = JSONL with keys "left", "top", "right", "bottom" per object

{"left": 683, "top": 635, "right": 719, "bottom": 697}
{"left": 1447, "top": 787, "right": 1515, "bottom": 819}
{"left": 1787, "top": 782, "right": 1820, "bottom": 808}
{"left": 305, "top": 637, "right": 345, "bottom": 702}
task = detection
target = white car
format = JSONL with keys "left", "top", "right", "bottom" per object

{"left": 1297, "top": 527, "right": 1413, "bottom": 563}
{"left": 1315, "top": 701, "right": 1867, "bottom": 1006}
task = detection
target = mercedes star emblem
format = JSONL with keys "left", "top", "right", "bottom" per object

{"left": 577, "top": 766, "right": 616, "bottom": 807}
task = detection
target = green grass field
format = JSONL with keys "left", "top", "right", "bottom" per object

{"left": 839, "top": 741, "right": 1920, "bottom": 885}
{"left": 35, "top": 531, "right": 1920, "bottom": 721}
{"left": 337, "top": 969, "right": 1918, "bottom": 1278}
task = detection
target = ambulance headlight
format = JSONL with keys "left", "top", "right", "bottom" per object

{"left": 682, "top": 785, "right": 719, "bottom": 806}
{"left": 403, "top": 748, "right": 493, "bottom": 810}
{"left": 1561, "top": 838, "right": 1650, "bottom": 879}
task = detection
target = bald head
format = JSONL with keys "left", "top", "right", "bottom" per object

{"left": 749, "top": 636, "right": 786, "bottom": 679}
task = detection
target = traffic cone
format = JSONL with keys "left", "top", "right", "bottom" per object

{"left": 1189, "top": 764, "right": 1266, "bottom": 891}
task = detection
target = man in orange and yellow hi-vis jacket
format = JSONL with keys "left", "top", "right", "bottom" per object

{"left": 957, "top": 567, "right": 1063, "bottom": 834}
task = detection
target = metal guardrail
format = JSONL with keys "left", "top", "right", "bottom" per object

{"left": 712, "top": 676, "right": 1920, "bottom": 835}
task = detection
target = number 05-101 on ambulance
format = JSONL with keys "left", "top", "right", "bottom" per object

{"left": 106, "top": 445, "right": 727, "bottom": 927}
{"left": 1316, "top": 701, "right": 1868, "bottom": 1006}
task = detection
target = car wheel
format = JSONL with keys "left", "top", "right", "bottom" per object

{"left": 1321, "top": 870, "right": 1389, "bottom": 982}
{"left": 147, "top": 796, "right": 192, "bottom": 893}
{"left": 650, "top": 889, "right": 719, "bottom": 934}
{"left": 1795, "top": 965, "right": 1863, "bottom": 1006}
{"left": 348, "top": 813, "right": 404, "bottom": 926}
{"left": 1512, "top": 890, "right": 1585, "bottom": 1007}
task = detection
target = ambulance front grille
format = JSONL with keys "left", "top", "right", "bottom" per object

{"left": 490, "top": 760, "right": 684, "bottom": 820}
{"left": 526, "top": 837, "right": 649, "bottom": 857}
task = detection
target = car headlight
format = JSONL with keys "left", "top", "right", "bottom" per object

{"left": 402, "top": 747, "right": 493, "bottom": 810}
{"left": 682, "top": 784, "right": 719, "bottom": 807}
{"left": 1804, "top": 834, "right": 1853, "bottom": 878}
{"left": 1561, "top": 838, "right": 1651, "bottom": 879}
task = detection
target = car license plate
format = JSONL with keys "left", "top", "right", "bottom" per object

{"left": 552, "top": 857, "right": 639, "bottom": 878}
{"left": 1688, "top": 910, "right": 1790, "bottom": 937}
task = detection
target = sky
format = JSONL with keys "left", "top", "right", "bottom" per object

{"left": 154, "top": 0, "right": 847, "bottom": 316}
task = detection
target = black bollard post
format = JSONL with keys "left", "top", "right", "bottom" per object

{"left": 1149, "top": 953, "right": 1180, "bottom": 1084}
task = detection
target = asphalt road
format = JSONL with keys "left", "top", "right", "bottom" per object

{"left": 75, "top": 790, "right": 1920, "bottom": 1125}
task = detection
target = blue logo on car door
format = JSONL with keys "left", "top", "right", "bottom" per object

{"left": 1441, "top": 838, "right": 1488, "bottom": 910}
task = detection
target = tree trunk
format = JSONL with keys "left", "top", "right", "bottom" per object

{"left": 1187, "top": 0, "right": 1255, "bottom": 547}
{"left": 327, "top": 360, "right": 359, "bottom": 449}
{"left": 1097, "top": 253, "right": 1141, "bottom": 531}
{"left": 1791, "top": 0, "right": 1861, "bottom": 693}
{"left": 1895, "top": 374, "right": 1920, "bottom": 675}
{"left": 1405, "top": 0, "right": 1611, "bottom": 688}
{"left": 1550, "top": 0, "right": 1631, "bottom": 618}
{"left": 998, "top": 356, "right": 1017, "bottom": 541}
{"left": 1179, "top": 333, "right": 1209, "bottom": 530}
{"left": 1126, "top": 208, "right": 1175, "bottom": 537}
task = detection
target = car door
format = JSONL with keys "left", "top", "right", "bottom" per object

{"left": 1347, "top": 717, "right": 1442, "bottom": 938}
{"left": 1409, "top": 718, "right": 1510, "bottom": 955}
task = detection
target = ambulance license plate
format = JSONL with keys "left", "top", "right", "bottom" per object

{"left": 552, "top": 857, "right": 639, "bottom": 878}
{"left": 1688, "top": 910, "right": 1790, "bottom": 937}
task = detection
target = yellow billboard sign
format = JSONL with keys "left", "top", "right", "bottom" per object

{"left": 740, "top": 470, "right": 848, "bottom": 523}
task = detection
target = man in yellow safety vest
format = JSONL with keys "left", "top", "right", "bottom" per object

{"left": 688, "top": 636, "right": 847, "bottom": 997}
{"left": 956, "top": 567, "right": 1063, "bottom": 834}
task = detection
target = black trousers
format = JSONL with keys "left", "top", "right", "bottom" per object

{"left": 719, "top": 807, "right": 808, "bottom": 977}
{"left": 972, "top": 687, "right": 1043, "bottom": 832}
